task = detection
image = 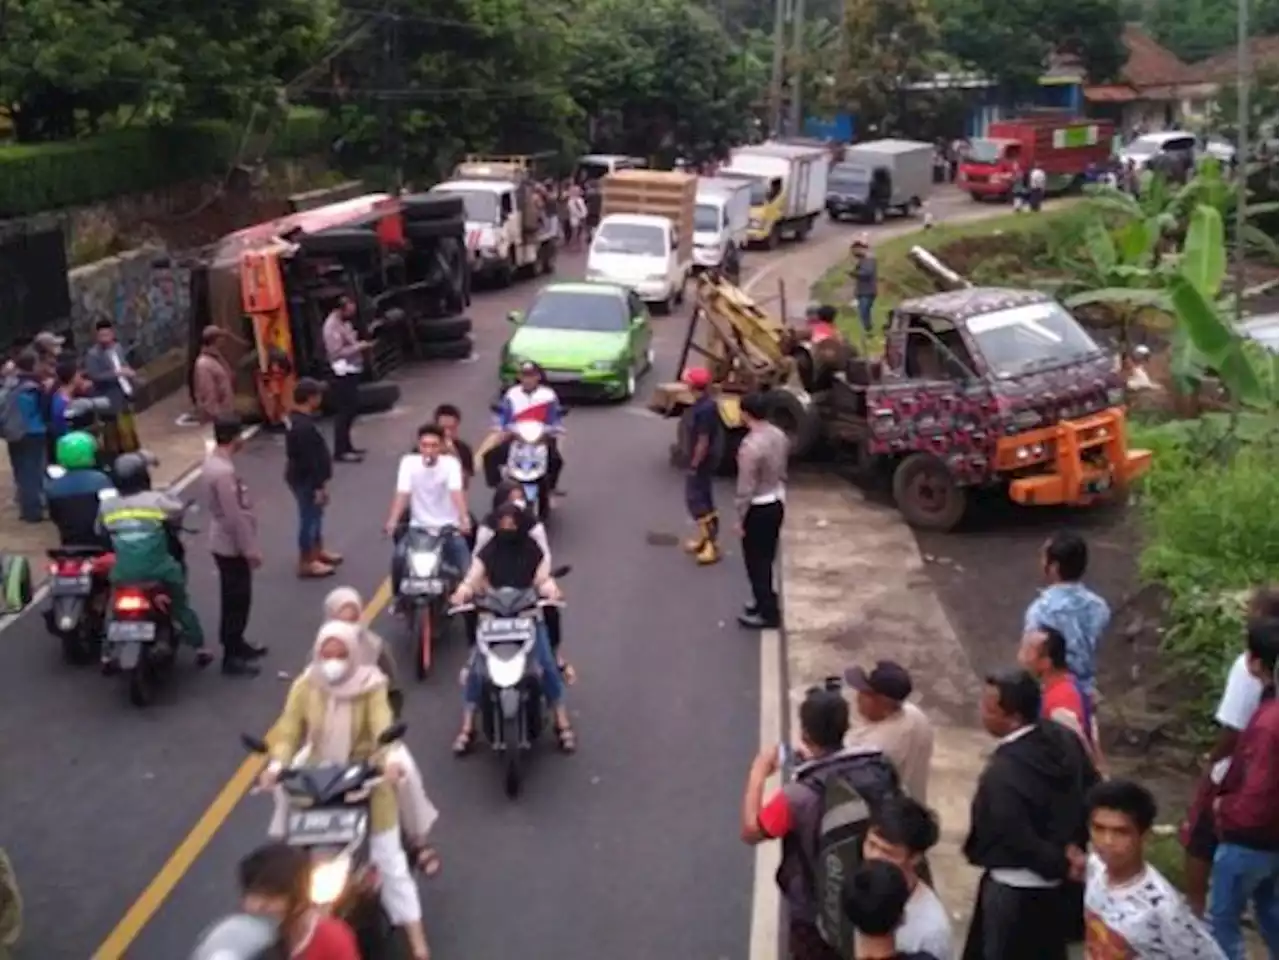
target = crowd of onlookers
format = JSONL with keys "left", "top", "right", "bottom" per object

{"left": 1, "top": 319, "right": 145, "bottom": 523}
{"left": 744, "top": 530, "right": 1278, "bottom": 959}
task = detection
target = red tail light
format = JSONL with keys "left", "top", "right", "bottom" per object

{"left": 113, "top": 592, "right": 151, "bottom": 613}
{"left": 49, "top": 560, "right": 90, "bottom": 576}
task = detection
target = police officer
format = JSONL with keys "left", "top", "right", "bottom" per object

{"left": 45, "top": 431, "right": 114, "bottom": 548}
{"left": 735, "top": 391, "right": 789, "bottom": 629}
{"left": 97, "top": 453, "right": 209, "bottom": 664}
{"left": 681, "top": 367, "right": 724, "bottom": 565}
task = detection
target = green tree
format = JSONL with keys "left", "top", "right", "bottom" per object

{"left": 1209, "top": 65, "right": 1280, "bottom": 144}
{"left": 1144, "top": 0, "right": 1277, "bottom": 63}
{"left": 938, "top": 0, "right": 1128, "bottom": 94}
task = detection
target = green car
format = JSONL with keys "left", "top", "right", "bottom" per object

{"left": 500, "top": 281, "right": 655, "bottom": 400}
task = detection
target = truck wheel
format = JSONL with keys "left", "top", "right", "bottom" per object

{"left": 298, "top": 229, "right": 380, "bottom": 257}
{"left": 357, "top": 381, "right": 401, "bottom": 414}
{"left": 969, "top": 192, "right": 983, "bottom": 203}
{"left": 401, "top": 194, "right": 465, "bottom": 221}
{"left": 417, "top": 315, "right": 472, "bottom": 342}
{"left": 764, "top": 389, "right": 821, "bottom": 460}
{"left": 420, "top": 336, "right": 473, "bottom": 361}
{"left": 827, "top": 210, "right": 841, "bottom": 222}
{"left": 405, "top": 217, "right": 465, "bottom": 240}
{"left": 892, "top": 453, "right": 967, "bottom": 531}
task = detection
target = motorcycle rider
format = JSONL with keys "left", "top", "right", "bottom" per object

{"left": 383, "top": 423, "right": 471, "bottom": 606}
{"left": 323, "top": 587, "right": 443, "bottom": 877}
{"left": 450, "top": 501, "right": 575, "bottom": 755}
{"left": 44, "top": 431, "right": 114, "bottom": 548}
{"left": 259, "top": 621, "right": 430, "bottom": 960}
{"left": 482, "top": 361, "right": 565, "bottom": 491}
{"left": 232, "top": 842, "right": 362, "bottom": 960}
{"left": 97, "top": 452, "right": 208, "bottom": 664}
{"left": 473, "top": 480, "right": 573, "bottom": 680}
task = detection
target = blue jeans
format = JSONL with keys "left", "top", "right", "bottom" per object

{"left": 465, "top": 620, "right": 563, "bottom": 706}
{"left": 9, "top": 435, "right": 47, "bottom": 522}
{"left": 855, "top": 294, "right": 876, "bottom": 332}
{"left": 1210, "top": 843, "right": 1279, "bottom": 959}
{"left": 290, "top": 484, "right": 324, "bottom": 553}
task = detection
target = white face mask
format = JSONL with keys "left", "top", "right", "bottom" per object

{"left": 319, "top": 658, "right": 349, "bottom": 684}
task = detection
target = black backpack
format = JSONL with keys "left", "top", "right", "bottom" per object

{"left": 795, "top": 748, "right": 903, "bottom": 957}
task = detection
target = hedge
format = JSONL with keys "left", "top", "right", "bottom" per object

{"left": 0, "top": 108, "right": 332, "bottom": 219}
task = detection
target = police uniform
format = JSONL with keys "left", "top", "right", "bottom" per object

{"left": 97, "top": 490, "right": 204, "bottom": 646}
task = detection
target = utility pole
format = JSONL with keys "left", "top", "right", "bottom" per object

{"left": 769, "top": 0, "right": 788, "bottom": 136}
{"left": 787, "top": 0, "right": 806, "bottom": 136}
{"left": 380, "top": 7, "right": 404, "bottom": 192}
{"left": 1231, "top": 0, "right": 1249, "bottom": 327}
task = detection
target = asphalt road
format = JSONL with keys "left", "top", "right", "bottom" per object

{"left": 0, "top": 203, "right": 967, "bottom": 959}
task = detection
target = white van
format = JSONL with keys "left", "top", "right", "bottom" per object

{"left": 586, "top": 213, "right": 690, "bottom": 312}
{"left": 693, "top": 177, "right": 751, "bottom": 271}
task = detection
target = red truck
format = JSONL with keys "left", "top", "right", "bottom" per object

{"left": 958, "top": 116, "right": 1115, "bottom": 201}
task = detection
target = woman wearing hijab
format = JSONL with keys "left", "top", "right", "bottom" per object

{"left": 450, "top": 502, "right": 575, "bottom": 755}
{"left": 323, "top": 588, "right": 440, "bottom": 875}
{"left": 258, "top": 621, "right": 431, "bottom": 960}
{"left": 474, "top": 481, "right": 573, "bottom": 681}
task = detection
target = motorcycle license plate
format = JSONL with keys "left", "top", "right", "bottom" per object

{"left": 51, "top": 576, "right": 92, "bottom": 597}
{"left": 108, "top": 620, "right": 156, "bottom": 643}
{"left": 401, "top": 577, "right": 444, "bottom": 596}
{"left": 287, "top": 808, "right": 366, "bottom": 846}
{"left": 478, "top": 616, "right": 535, "bottom": 643}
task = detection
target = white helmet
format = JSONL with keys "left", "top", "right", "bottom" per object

{"left": 189, "top": 913, "right": 281, "bottom": 960}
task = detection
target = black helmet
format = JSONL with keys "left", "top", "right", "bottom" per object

{"left": 112, "top": 452, "right": 152, "bottom": 496}
{"left": 189, "top": 913, "right": 281, "bottom": 960}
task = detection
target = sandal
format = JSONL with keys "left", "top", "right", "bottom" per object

{"left": 452, "top": 730, "right": 475, "bottom": 756}
{"left": 555, "top": 724, "right": 577, "bottom": 754}
{"left": 558, "top": 659, "right": 577, "bottom": 686}
{"left": 411, "top": 845, "right": 442, "bottom": 877}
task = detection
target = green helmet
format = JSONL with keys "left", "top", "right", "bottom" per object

{"left": 56, "top": 431, "right": 98, "bottom": 471}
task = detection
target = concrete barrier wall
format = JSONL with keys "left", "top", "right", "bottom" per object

{"left": 68, "top": 247, "right": 191, "bottom": 367}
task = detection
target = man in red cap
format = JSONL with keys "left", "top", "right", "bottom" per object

{"left": 681, "top": 366, "right": 724, "bottom": 564}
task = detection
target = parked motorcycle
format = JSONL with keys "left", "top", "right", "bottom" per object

{"left": 43, "top": 545, "right": 114, "bottom": 665}
{"left": 397, "top": 525, "right": 463, "bottom": 680}
{"left": 503, "top": 420, "right": 554, "bottom": 521}
{"left": 450, "top": 566, "right": 570, "bottom": 798}
{"left": 241, "top": 723, "right": 408, "bottom": 960}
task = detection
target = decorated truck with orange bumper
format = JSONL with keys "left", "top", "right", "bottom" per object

{"left": 817, "top": 284, "right": 1152, "bottom": 529}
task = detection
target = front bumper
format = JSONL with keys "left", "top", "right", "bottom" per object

{"left": 693, "top": 247, "right": 722, "bottom": 268}
{"left": 996, "top": 407, "right": 1153, "bottom": 507}
{"left": 827, "top": 199, "right": 870, "bottom": 217}
{"left": 499, "top": 364, "right": 627, "bottom": 399}
{"left": 958, "top": 177, "right": 1013, "bottom": 197}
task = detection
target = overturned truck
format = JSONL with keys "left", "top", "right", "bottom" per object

{"left": 189, "top": 190, "right": 473, "bottom": 425}
{"left": 651, "top": 250, "right": 1152, "bottom": 531}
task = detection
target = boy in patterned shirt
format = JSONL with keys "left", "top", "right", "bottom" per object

{"left": 1084, "top": 779, "right": 1225, "bottom": 958}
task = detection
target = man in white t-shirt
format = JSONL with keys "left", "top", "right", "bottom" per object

{"left": 862, "top": 796, "right": 955, "bottom": 959}
{"left": 1180, "top": 587, "right": 1274, "bottom": 916}
{"left": 1086, "top": 779, "right": 1225, "bottom": 958}
{"left": 384, "top": 423, "right": 472, "bottom": 599}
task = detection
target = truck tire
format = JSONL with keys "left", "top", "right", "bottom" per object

{"left": 298, "top": 228, "right": 381, "bottom": 256}
{"left": 417, "top": 315, "right": 472, "bottom": 342}
{"left": 892, "top": 453, "right": 967, "bottom": 531}
{"left": 764, "top": 389, "right": 821, "bottom": 460}
{"left": 420, "top": 335, "right": 473, "bottom": 361}
{"left": 405, "top": 217, "right": 465, "bottom": 240}
{"left": 357, "top": 381, "right": 401, "bottom": 414}
{"left": 401, "top": 194, "right": 464, "bottom": 221}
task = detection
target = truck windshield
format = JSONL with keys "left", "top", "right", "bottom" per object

{"left": 966, "top": 301, "right": 1100, "bottom": 378}
{"left": 593, "top": 222, "right": 666, "bottom": 257}
{"left": 438, "top": 189, "right": 500, "bottom": 224}
{"left": 694, "top": 204, "right": 721, "bottom": 232}
{"left": 830, "top": 166, "right": 870, "bottom": 188}
{"left": 966, "top": 140, "right": 1005, "bottom": 164}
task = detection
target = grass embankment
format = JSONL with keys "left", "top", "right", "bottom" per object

{"left": 810, "top": 207, "right": 1090, "bottom": 346}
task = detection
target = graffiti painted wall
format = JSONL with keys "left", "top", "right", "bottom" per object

{"left": 67, "top": 247, "right": 191, "bottom": 366}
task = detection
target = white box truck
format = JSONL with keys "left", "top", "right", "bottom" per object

{"left": 692, "top": 176, "right": 751, "bottom": 271}
{"left": 722, "top": 141, "right": 829, "bottom": 248}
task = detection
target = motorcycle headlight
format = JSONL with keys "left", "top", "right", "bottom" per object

{"left": 409, "top": 552, "right": 439, "bottom": 577}
{"left": 310, "top": 855, "right": 351, "bottom": 906}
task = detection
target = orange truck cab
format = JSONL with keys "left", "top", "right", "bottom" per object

{"left": 958, "top": 116, "right": 1114, "bottom": 201}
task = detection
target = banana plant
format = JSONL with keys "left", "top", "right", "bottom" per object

{"left": 1060, "top": 216, "right": 1167, "bottom": 341}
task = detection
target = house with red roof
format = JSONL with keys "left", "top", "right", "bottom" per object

{"left": 1083, "top": 25, "right": 1195, "bottom": 134}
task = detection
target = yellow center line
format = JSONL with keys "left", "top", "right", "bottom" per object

{"left": 92, "top": 577, "right": 394, "bottom": 960}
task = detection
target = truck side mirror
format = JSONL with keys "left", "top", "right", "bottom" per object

{"left": 507, "top": 310, "right": 523, "bottom": 325}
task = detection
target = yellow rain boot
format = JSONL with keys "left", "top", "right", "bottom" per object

{"left": 694, "top": 538, "right": 722, "bottom": 565}
{"left": 683, "top": 517, "right": 709, "bottom": 554}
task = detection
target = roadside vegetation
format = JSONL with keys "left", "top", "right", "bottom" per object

{"left": 816, "top": 165, "right": 1279, "bottom": 738}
